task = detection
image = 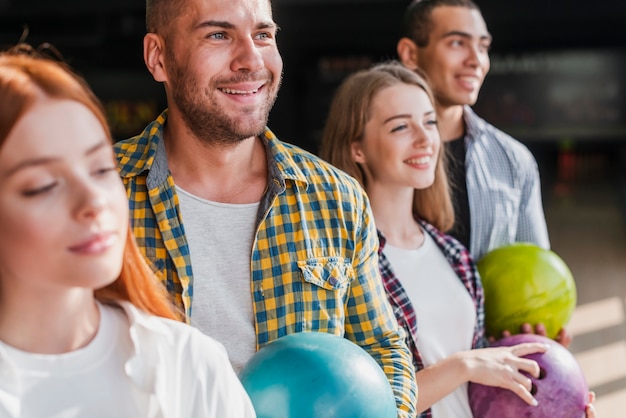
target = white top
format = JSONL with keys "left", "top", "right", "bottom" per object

{"left": 383, "top": 232, "right": 475, "bottom": 418}
{"left": 177, "top": 186, "right": 258, "bottom": 373}
{"left": 0, "top": 302, "right": 256, "bottom": 418}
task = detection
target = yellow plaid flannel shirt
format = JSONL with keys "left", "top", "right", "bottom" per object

{"left": 114, "top": 111, "right": 417, "bottom": 417}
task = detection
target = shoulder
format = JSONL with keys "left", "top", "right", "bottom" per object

{"left": 265, "top": 129, "right": 367, "bottom": 199}
{"left": 463, "top": 106, "right": 538, "bottom": 170}
{"left": 420, "top": 220, "right": 464, "bottom": 252}
{"left": 112, "top": 303, "right": 255, "bottom": 417}
{"left": 119, "top": 302, "right": 230, "bottom": 365}
{"left": 114, "top": 111, "right": 167, "bottom": 178}
{"left": 419, "top": 220, "right": 476, "bottom": 266}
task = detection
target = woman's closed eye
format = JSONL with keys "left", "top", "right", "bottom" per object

{"left": 92, "top": 166, "right": 117, "bottom": 177}
{"left": 22, "top": 182, "right": 57, "bottom": 197}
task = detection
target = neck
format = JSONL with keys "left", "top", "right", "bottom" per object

{"left": 0, "top": 286, "right": 99, "bottom": 354}
{"left": 366, "top": 183, "right": 424, "bottom": 249}
{"left": 164, "top": 118, "right": 268, "bottom": 204}
{"left": 437, "top": 104, "right": 466, "bottom": 142}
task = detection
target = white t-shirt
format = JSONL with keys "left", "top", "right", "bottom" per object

{"left": 0, "top": 302, "right": 256, "bottom": 418}
{"left": 176, "top": 186, "right": 258, "bottom": 373}
{"left": 383, "top": 231, "right": 476, "bottom": 418}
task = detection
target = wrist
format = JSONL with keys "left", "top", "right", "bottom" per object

{"left": 448, "top": 351, "right": 472, "bottom": 382}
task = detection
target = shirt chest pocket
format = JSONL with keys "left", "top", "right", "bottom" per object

{"left": 296, "top": 257, "right": 354, "bottom": 334}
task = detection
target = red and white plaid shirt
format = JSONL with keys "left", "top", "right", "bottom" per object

{"left": 378, "top": 218, "right": 487, "bottom": 418}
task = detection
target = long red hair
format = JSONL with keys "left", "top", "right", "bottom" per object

{"left": 0, "top": 48, "right": 180, "bottom": 320}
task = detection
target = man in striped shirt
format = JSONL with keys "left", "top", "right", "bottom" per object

{"left": 397, "top": 0, "right": 550, "bottom": 261}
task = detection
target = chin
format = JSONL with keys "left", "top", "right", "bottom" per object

{"left": 462, "top": 93, "right": 480, "bottom": 106}
{"left": 239, "top": 110, "right": 270, "bottom": 132}
{"left": 231, "top": 123, "right": 267, "bottom": 142}
{"left": 414, "top": 179, "right": 436, "bottom": 189}
{"left": 91, "top": 276, "right": 119, "bottom": 291}
{"left": 74, "top": 260, "right": 123, "bottom": 290}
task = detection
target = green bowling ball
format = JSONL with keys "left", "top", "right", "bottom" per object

{"left": 477, "top": 243, "right": 577, "bottom": 340}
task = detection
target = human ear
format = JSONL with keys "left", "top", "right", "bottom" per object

{"left": 397, "top": 37, "right": 420, "bottom": 71}
{"left": 351, "top": 141, "right": 367, "bottom": 164}
{"left": 144, "top": 33, "right": 168, "bottom": 83}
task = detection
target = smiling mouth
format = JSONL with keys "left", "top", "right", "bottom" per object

{"left": 405, "top": 156, "right": 431, "bottom": 164}
{"left": 457, "top": 75, "right": 482, "bottom": 89}
{"left": 219, "top": 86, "right": 262, "bottom": 95}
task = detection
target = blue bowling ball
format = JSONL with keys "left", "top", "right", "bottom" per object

{"left": 239, "top": 332, "right": 397, "bottom": 418}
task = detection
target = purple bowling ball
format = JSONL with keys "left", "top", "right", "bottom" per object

{"left": 469, "top": 334, "right": 588, "bottom": 417}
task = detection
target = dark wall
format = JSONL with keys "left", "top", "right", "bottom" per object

{"left": 271, "top": 0, "right": 626, "bottom": 152}
{"left": 1, "top": 0, "right": 626, "bottom": 149}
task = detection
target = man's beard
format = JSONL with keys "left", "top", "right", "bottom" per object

{"left": 169, "top": 63, "right": 282, "bottom": 147}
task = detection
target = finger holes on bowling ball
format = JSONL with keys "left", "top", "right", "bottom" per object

{"left": 530, "top": 382, "right": 538, "bottom": 396}
{"left": 538, "top": 367, "right": 546, "bottom": 379}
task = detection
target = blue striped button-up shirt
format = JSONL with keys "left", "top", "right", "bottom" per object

{"left": 463, "top": 106, "right": 550, "bottom": 260}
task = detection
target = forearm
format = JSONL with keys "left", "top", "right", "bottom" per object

{"left": 345, "top": 266, "right": 417, "bottom": 416}
{"left": 350, "top": 195, "right": 418, "bottom": 417}
{"left": 414, "top": 353, "right": 469, "bottom": 413}
{"left": 355, "top": 329, "right": 418, "bottom": 418}
{"left": 343, "top": 275, "right": 418, "bottom": 416}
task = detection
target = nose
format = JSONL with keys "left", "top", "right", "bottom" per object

{"left": 412, "top": 124, "right": 432, "bottom": 147}
{"left": 230, "top": 36, "right": 264, "bottom": 73}
{"left": 73, "top": 179, "right": 106, "bottom": 222}
{"left": 466, "top": 43, "right": 488, "bottom": 70}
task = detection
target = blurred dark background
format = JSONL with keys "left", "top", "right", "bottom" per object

{"left": 2, "top": 0, "right": 626, "bottom": 205}
{"left": 2, "top": 0, "right": 625, "bottom": 145}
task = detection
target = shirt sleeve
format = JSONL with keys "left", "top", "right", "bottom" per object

{"left": 516, "top": 155, "right": 550, "bottom": 250}
{"left": 343, "top": 194, "right": 418, "bottom": 418}
{"left": 186, "top": 332, "right": 257, "bottom": 418}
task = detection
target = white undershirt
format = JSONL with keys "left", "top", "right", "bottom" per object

{"left": 383, "top": 231, "right": 476, "bottom": 418}
{"left": 176, "top": 186, "right": 258, "bottom": 374}
{"left": 0, "top": 303, "right": 149, "bottom": 417}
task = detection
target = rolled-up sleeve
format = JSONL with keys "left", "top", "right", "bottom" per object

{"left": 344, "top": 196, "right": 418, "bottom": 418}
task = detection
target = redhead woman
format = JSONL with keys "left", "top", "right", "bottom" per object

{"left": 0, "top": 48, "right": 255, "bottom": 418}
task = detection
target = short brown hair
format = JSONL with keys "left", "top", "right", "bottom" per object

{"left": 319, "top": 60, "right": 454, "bottom": 231}
{"left": 146, "top": 0, "right": 187, "bottom": 35}
{"left": 401, "top": 0, "right": 480, "bottom": 47}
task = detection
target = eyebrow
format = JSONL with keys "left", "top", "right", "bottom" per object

{"left": 3, "top": 139, "right": 110, "bottom": 178}
{"left": 196, "top": 20, "right": 235, "bottom": 31}
{"left": 194, "top": 20, "right": 278, "bottom": 32}
{"left": 383, "top": 110, "right": 435, "bottom": 125}
{"left": 441, "top": 30, "right": 492, "bottom": 42}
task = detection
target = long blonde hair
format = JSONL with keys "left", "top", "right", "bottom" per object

{"left": 0, "top": 48, "right": 180, "bottom": 320}
{"left": 319, "top": 61, "right": 454, "bottom": 231}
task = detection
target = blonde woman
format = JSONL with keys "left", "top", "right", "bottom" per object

{"left": 319, "top": 61, "right": 595, "bottom": 418}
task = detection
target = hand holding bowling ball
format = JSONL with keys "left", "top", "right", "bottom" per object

{"left": 457, "top": 340, "right": 549, "bottom": 407}
{"left": 515, "top": 322, "right": 572, "bottom": 348}
{"left": 469, "top": 333, "right": 589, "bottom": 418}
{"left": 477, "top": 243, "right": 577, "bottom": 340}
